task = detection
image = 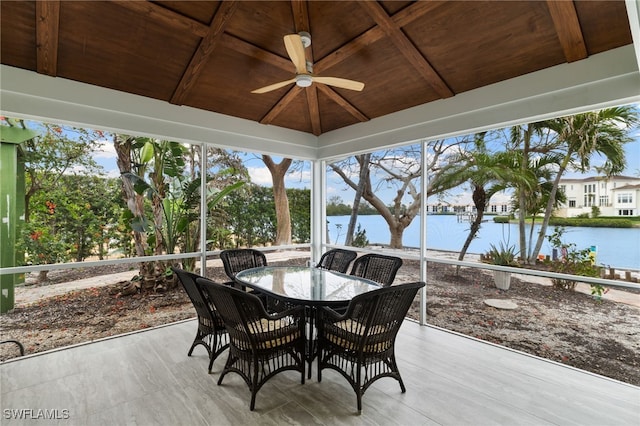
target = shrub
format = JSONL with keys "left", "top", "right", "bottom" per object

{"left": 492, "top": 216, "right": 511, "bottom": 224}
{"left": 546, "top": 227, "right": 603, "bottom": 295}
{"left": 352, "top": 223, "right": 369, "bottom": 248}
{"left": 549, "top": 217, "right": 633, "bottom": 228}
{"left": 483, "top": 242, "right": 518, "bottom": 266}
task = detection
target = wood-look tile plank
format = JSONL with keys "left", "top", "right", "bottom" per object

{"left": 2, "top": 320, "right": 638, "bottom": 426}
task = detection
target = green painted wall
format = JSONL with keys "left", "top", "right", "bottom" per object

{"left": 0, "top": 142, "right": 19, "bottom": 312}
{"left": 0, "top": 125, "right": 35, "bottom": 313}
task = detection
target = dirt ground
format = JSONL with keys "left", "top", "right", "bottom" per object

{"left": 1, "top": 258, "right": 639, "bottom": 386}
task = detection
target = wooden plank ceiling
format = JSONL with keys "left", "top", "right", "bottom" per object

{"left": 0, "top": 1, "right": 633, "bottom": 136}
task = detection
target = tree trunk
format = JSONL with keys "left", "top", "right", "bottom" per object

{"left": 262, "top": 155, "right": 293, "bottom": 246}
{"left": 389, "top": 226, "right": 405, "bottom": 249}
{"left": 518, "top": 126, "right": 530, "bottom": 262}
{"left": 458, "top": 184, "right": 486, "bottom": 263}
{"left": 529, "top": 156, "right": 570, "bottom": 263}
{"left": 114, "top": 136, "right": 153, "bottom": 286}
{"left": 346, "top": 153, "right": 370, "bottom": 245}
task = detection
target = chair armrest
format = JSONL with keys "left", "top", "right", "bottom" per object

{"left": 317, "top": 305, "right": 349, "bottom": 323}
{"left": 264, "top": 304, "right": 306, "bottom": 321}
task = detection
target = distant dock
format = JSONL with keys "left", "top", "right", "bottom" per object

{"left": 456, "top": 212, "right": 476, "bottom": 223}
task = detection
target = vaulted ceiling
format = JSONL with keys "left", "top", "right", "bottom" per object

{"left": 1, "top": 1, "right": 635, "bottom": 138}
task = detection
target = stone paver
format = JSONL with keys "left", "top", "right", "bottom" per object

{"left": 484, "top": 299, "right": 518, "bottom": 310}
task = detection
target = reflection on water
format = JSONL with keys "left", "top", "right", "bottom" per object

{"left": 327, "top": 215, "right": 640, "bottom": 269}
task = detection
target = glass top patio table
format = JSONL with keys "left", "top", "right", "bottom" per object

{"left": 235, "top": 266, "right": 381, "bottom": 308}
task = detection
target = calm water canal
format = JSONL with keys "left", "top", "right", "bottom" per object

{"left": 326, "top": 214, "right": 640, "bottom": 270}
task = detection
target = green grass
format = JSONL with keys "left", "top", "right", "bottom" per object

{"left": 491, "top": 215, "right": 638, "bottom": 228}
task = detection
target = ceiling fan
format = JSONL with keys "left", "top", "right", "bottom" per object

{"left": 251, "top": 32, "right": 365, "bottom": 94}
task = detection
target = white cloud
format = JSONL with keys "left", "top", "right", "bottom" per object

{"left": 93, "top": 139, "right": 117, "bottom": 160}
{"left": 105, "top": 168, "right": 121, "bottom": 179}
{"left": 247, "top": 166, "right": 274, "bottom": 186}
{"left": 286, "top": 169, "right": 311, "bottom": 188}
{"left": 247, "top": 166, "right": 312, "bottom": 188}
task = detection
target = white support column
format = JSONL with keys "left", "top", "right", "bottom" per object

{"left": 200, "top": 143, "right": 207, "bottom": 275}
{"left": 310, "top": 159, "right": 326, "bottom": 265}
{"left": 419, "top": 140, "right": 428, "bottom": 325}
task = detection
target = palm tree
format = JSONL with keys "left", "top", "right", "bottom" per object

{"left": 430, "top": 133, "right": 535, "bottom": 263}
{"left": 528, "top": 106, "right": 638, "bottom": 263}
{"left": 509, "top": 123, "right": 548, "bottom": 262}
{"left": 509, "top": 154, "right": 566, "bottom": 262}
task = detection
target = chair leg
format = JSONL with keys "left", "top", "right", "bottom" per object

{"left": 207, "top": 333, "right": 217, "bottom": 373}
{"left": 188, "top": 334, "right": 208, "bottom": 357}
{"left": 217, "top": 353, "right": 235, "bottom": 385}
{"left": 356, "top": 361, "right": 363, "bottom": 411}
{"left": 250, "top": 360, "right": 260, "bottom": 411}
{"left": 187, "top": 340, "right": 197, "bottom": 356}
{"left": 188, "top": 325, "right": 213, "bottom": 360}
{"left": 390, "top": 353, "right": 406, "bottom": 393}
{"left": 187, "top": 330, "right": 199, "bottom": 356}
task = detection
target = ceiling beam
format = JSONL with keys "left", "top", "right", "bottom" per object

{"left": 291, "top": 0, "right": 321, "bottom": 135}
{"left": 170, "top": 1, "right": 239, "bottom": 105}
{"left": 36, "top": 0, "right": 60, "bottom": 76}
{"left": 546, "top": 0, "right": 588, "bottom": 62}
{"left": 306, "top": 87, "right": 322, "bottom": 135}
{"left": 113, "top": 1, "right": 209, "bottom": 38}
{"left": 315, "top": 1, "right": 441, "bottom": 74}
{"left": 317, "top": 85, "right": 369, "bottom": 122}
{"left": 359, "top": 1, "right": 453, "bottom": 99}
{"left": 291, "top": 0, "right": 310, "bottom": 35}
{"left": 221, "top": 34, "right": 292, "bottom": 72}
{"left": 260, "top": 86, "right": 303, "bottom": 124}
{"left": 392, "top": 1, "right": 444, "bottom": 28}
{"left": 314, "top": 27, "right": 385, "bottom": 74}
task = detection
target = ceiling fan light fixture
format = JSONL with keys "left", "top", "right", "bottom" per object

{"left": 296, "top": 74, "right": 313, "bottom": 87}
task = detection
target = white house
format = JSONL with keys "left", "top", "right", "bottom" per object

{"left": 556, "top": 176, "right": 640, "bottom": 217}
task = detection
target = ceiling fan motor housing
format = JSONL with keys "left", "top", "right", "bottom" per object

{"left": 299, "top": 31, "right": 311, "bottom": 47}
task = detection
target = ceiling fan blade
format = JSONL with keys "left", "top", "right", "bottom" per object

{"left": 284, "top": 34, "right": 307, "bottom": 74}
{"left": 313, "top": 76, "right": 365, "bottom": 91}
{"left": 251, "top": 78, "right": 297, "bottom": 94}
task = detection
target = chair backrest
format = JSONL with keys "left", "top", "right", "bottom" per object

{"left": 341, "top": 281, "right": 425, "bottom": 344}
{"left": 349, "top": 254, "right": 403, "bottom": 286}
{"left": 220, "top": 249, "right": 267, "bottom": 280}
{"left": 317, "top": 248, "right": 358, "bottom": 273}
{"left": 197, "top": 277, "right": 270, "bottom": 350}
{"left": 172, "top": 267, "right": 220, "bottom": 325}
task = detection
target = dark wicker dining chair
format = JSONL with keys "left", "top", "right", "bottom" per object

{"left": 317, "top": 248, "right": 358, "bottom": 273}
{"left": 220, "top": 248, "right": 267, "bottom": 281}
{"left": 220, "top": 248, "right": 275, "bottom": 308}
{"left": 197, "top": 277, "right": 307, "bottom": 411}
{"left": 349, "top": 253, "right": 403, "bottom": 287}
{"left": 172, "top": 268, "right": 229, "bottom": 373}
{"left": 316, "top": 281, "right": 425, "bottom": 412}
